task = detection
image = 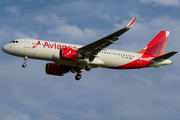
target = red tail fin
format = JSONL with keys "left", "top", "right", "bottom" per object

{"left": 138, "top": 31, "right": 169, "bottom": 56}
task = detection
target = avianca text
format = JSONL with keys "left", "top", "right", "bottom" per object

{"left": 32, "top": 41, "right": 77, "bottom": 49}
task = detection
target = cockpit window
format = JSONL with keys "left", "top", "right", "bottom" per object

{"left": 9, "top": 41, "right": 14, "bottom": 43}
{"left": 9, "top": 40, "right": 18, "bottom": 43}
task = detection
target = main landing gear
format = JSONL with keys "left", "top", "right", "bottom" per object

{"left": 22, "top": 56, "right": 28, "bottom": 68}
{"left": 74, "top": 65, "right": 91, "bottom": 81}
{"left": 85, "top": 64, "right": 91, "bottom": 71}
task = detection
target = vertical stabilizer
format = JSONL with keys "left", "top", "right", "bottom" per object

{"left": 138, "top": 31, "right": 169, "bottom": 56}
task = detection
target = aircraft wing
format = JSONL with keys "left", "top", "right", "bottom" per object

{"left": 78, "top": 17, "right": 136, "bottom": 61}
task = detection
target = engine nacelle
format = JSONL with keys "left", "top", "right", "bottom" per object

{"left": 45, "top": 63, "right": 66, "bottom": 76}
{"left": 60, "top": 48, "right": 82, "bottom": 61}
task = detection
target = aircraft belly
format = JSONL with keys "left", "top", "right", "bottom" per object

{"left": 53, "top": 59, "right": 88, "bottom": 67}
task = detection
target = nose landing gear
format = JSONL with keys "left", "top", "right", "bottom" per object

{"left": 75, "top": 74, "right": 82, "bottom": 81}
{"left": 22, "top": 56, "right": 28, "bottom": 68}
{"left": 22, "top": 63, "right": 26, "bottom": 68}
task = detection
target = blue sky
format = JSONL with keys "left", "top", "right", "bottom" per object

{"left": 1, "top": 0, "right": 180, "bottom": 120}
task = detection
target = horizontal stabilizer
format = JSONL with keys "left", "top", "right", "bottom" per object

{"left": 151, "top": 51, "right": 178, "bottom": 61}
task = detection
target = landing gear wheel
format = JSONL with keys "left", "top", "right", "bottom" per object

{"left": 75, "top": 74, "right": 82, "bottom": 80}
{"left": 22, "top": 56, "right": 28, "bottom": 68}
{"left": 85, "top": 65, "right": 91, "bottom": 71}
{"left": 22, "top": 63, "right": 26, "bottom": 68}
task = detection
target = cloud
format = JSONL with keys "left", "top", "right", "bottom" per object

{"left": 34, "top": 14, "right": 67, "bottom": 27}
{"left": 12, "top": 32, "right": 38, "bottom": 39}
{"left": 96, "top": 11, "right": 121, "bottom": 23}
{"left": 139, "top": 0, "right": 180, "bottom": 6}
{"left": 34, "top": 14, "right": 99, "bottom": 42}
{"left": 0, "top": 109, "right": 32, "bottom": 120}
{"left": 14, "top": 32, "right": 28, "bottom": 38}
{"left": 5, "top": 6, "right": 20, "bottom": 15}
{"left": 48, "top": 25, "right": 97, "bottom": 41}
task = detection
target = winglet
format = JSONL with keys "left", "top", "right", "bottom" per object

{"left": 127, "top": 17, "right": 136, "bottom": 28}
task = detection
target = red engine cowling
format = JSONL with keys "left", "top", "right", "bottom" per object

{"left": 60, "top": 48, "right": 81, "bottom": 61}
{"left": 45, "top": 63, "right": 65, "bottom": 76}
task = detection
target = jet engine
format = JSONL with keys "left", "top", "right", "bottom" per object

{"left": 45, "top": 63, "right": 68, "bottom": 76}
{"left": 59, "top": 48, "right": 82, "bottom": 61}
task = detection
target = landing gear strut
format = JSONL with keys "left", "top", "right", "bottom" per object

{"left": 22, "top": 56, "right": 28, "bottom": 68}
{"left": 75, "top": 74, "right": 82, "bottom": 80}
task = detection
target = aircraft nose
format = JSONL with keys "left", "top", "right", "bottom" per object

{"left": 1, "top": 44, "right": 9, "bottom": 53}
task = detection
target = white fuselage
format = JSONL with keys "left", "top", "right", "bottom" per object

{"left": 2, "top": 39, "right": 141, "bottom": 68}
{"left": 2, "top": 38, "right": 172, "bottom": 69}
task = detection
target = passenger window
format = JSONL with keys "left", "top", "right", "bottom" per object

{"left": 16, "top": 41, "right": 18, "bottom": 43}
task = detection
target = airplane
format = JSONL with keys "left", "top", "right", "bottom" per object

{"left": 1, "top": 17, "right": 178, "bottom": 80}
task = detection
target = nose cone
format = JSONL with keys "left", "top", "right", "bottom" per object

{"left": 2, "top": 44, "right": 9, "bottom": 53}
